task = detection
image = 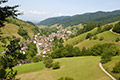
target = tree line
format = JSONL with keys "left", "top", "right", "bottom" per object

{"left": 113, "top": 21, "right": 120, "bottom": 34}
{"left": 51, "top": 43, "right": 120, "bottom": 64}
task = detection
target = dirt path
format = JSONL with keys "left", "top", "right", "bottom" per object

{"left": 110, "top": 29, "right": 120, "bottom": 36}
{"left": 99, "top": 62, "right": 116, "bottom": 80}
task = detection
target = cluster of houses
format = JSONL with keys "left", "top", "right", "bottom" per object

{"left": 19, "top": 26, "right": 75, "bottom": 58}
{"left": 32, "top": 28, "right": 74, "bottom": 57}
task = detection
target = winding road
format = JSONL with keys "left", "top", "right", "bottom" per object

{"left": 99, "top": 62, "right": 116, "bottom": 80}
{"left": 110, "top": 29, "right": 120, "bottom": 36}
{"left": 36, "top": 39, "right": 41, "bottom": 56}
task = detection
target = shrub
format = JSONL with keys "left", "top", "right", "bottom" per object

{"left": 102, "top": 25, "right": 113, "bottom": 31}
{"left": 86, "top": 33, "right": 93, "bottom": 39}
{"left": 101, "top": 49, "right": 112, "bottom": 64}
{"left": 58, "top": 77, "right": 64, "bottom": 80}
{"left": 113, "top": 61, "right": 120, "bottom": 73}
{"left": 115, "top": 37, "right": 120, "bottom": 42}
{"left": 26, "top": 42, "right": 37, "bottom": 62}
{"left": 58, "top": 77, "right": 74, "bottom": 80}
{"left": 101, "top": 54, "right": 111, "bottom": 64}
{"left": 65, "top": 77, "right": 74, "bottom": 80}
{"left": 52, "top": 62, "right": 60, "bottom": 69}
{"left": 89, "top": 37, "right": 92, "bottom": 40}
{"left": 32, "top": 56, "right": 42, "bottom": 63}
{"left": 17, "top": 27, "right": 30, "bottom": 40}
{"left": 99, "top": 36, "right": 104, "bottom": 41}
{"left": 113, "top": 22, "right": 120, "bottom": 34}
{"left": 44, "top": 57, "right": 53, "bottom": 68}
{"left": 93, "top": 36, "right": 98, "bottom": 40}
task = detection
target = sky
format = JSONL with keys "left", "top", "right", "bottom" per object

{"left": 3, "top": 0, "right": 120, "bottom": 22}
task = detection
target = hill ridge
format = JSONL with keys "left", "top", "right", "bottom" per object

{"left": 38, "top": 10, "right": 120, "bottom": 26}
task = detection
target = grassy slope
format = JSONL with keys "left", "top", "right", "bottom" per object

{"left": 96, "top": 31, "right": 120, "bottom": 41}
{"left": 1, "top": 23, "right": 22, "bottom": 38}
{"left": 64, "top": 27, "right": 98, "bottom": 45}
{"left": 75, "top": 31, "right": 120, "bottom": 49}
{"left": 103, "top": 56, "right": 120, "bottom": 80}
{"left": 65, "top": 24, "right": 83, "bottom": 30}
{"left": 13, "top": 62, "right": 45, "bottom": 74}
{"left": 64, "top": 21, "right": 119, "bottom": 47}
{"left": 0, "top": 18, "right": 38, "bottom": 51}
{"left": 17, "top": 56, "right": 110, "bottom": 80}
{"left": 39, "top": 24, "right": 58, "bottom": 29}
{"left": 75, "top": 40, "right": 105, "bottom": 49}
{"left": 1, "top": 18, "right": 38, "bottom": 39}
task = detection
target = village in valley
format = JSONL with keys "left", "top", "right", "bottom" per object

{"left": 1, "top": 0, "right": 120, "bottom": 80}
{"left": 21, "top": 25, "right": 77, "bottom": 58}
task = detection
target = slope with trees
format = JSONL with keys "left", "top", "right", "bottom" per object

{"left": 64, "top": 21, "right": 120, "bottom": 49}
{"left": 0, "top": 0, "right": 25, "bottom": 79}
{"left": 38, "top": 10, "right": 120, "bottom": 27}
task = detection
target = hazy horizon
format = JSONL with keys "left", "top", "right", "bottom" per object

{"left": 4, "top": 0, "right": 120, "bottom": 22}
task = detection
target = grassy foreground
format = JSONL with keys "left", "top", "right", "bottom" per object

{"left": 103, "top": 56, "right": 120, "bottom": 80}
{"left": 16, "top": 56, "right": 110, "bottom": 80}
{"left": 13, "top": 62, "right": 45, "bottom": 74}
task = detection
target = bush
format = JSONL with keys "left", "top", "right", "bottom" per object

{"left": 101, "top": 54, "right": 111, "bottom": 63}
{"left": 86, "top": 33, "right": 93, "bottom": 39}
{"left": 32, "top": 56, "right": 42, "bottom": 63}
{"left": 102, "top": 25, "right": 113, "bottom": 31}
{"left": 26, "top": 42, "right": 37, "bottom": 62}
{"left": 89, "top": 37, "right": 92, "bottom": 40}
{"left": 65, "top": 77, "right": 74, "bottom": 80}
{"left": 58, "top": 77, "right": 74, "bottom": 80}
{"left": 93, "top": 36, "right": 98, "bottom": 40}
{"left": 17, "top": 27, "right": 30, "bottom": 40}
{"left": 115, "top": 37, "right": 120, "bottom": 42}
{"left": 52, "top": 62, "right": 60, "bottom": 69}
{"left": 113, "top": 22, "right": 120, "bottom": 34}
{"left": 113, "top": 61, "right": 120, "bottom": 73}
{"left": 101, "top": 49, "right": 112, "bottom": 64}
{"left": 99, "top": 36, "right": 104, "bottom": 41}
{"left": 44, "top": 57, "right": 53, "bottom": 68}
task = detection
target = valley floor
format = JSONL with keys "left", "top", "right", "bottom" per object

{"left": 16, "top": 56, "right": 110, "bottom": 80}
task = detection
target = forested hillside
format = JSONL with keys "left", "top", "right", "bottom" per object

{"left": 38, "top": 10, "right": 120, "bottom": 27}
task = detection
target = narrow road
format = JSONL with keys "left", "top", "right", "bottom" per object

{"left": 99, "top": 62, "right": 116, "bottom": 80}
{"left": 110, "top": 29, "right": 120, "bottom": 36}
{"left": 36, "top": 39, "right": 41, "bottom": 56}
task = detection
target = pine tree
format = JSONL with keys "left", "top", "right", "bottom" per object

{"left": 0, "top": 0, "right": 20, "bottom": 27}
{"left": 0, "top": 0, "right": 23, "bottom": 79}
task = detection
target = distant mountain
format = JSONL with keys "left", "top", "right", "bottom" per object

{"left": 38, "top": 16, "right": 70, "bottom": 26}
{"left": 38, "top": 10, "right": 120, "bottom": 27}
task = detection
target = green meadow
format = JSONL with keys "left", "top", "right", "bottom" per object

{"left": 16, "top": 56, "right": 110, "bottom": 80}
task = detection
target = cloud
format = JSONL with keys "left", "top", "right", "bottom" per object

{"left": 19, "top": 9, "right": 48, "bottom": 15}
{"left": 52, "top": 13, "right": 73, "bottom": 17}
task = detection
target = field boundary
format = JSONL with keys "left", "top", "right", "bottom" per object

{"left": 99, "top": 62, "right": 116, "bottom": 80}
